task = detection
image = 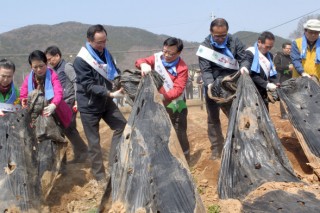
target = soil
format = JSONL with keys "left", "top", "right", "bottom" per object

{"left": 46, "top": 100, "right": 320, "bottom": 213}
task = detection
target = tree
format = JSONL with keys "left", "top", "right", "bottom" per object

{"left": 289, "top": 14, "right": 320, "bottom": 39}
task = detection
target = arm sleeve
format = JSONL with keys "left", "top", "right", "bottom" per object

{"left": 291, "top": 40, "right": 304, "bottom": 74}
{"left": 20, "top": 75, "right": 29, "bottom": 99}
{"left": 135, "top": 55, "right": 155, "bottom": 69}
{"left": 274, "top": 54, "right": 288, "bottom": 72}
{"left": 198, "top": 56, "right": 214, "bottom": 87}
{"left": 50, "top": 70, "right": 63, "bottom": 106}
{"left": 246, "top": 51, "right": 268, "bottom": 89}
{"left": 64, "top": 63, "right": 77, "bottom": 98}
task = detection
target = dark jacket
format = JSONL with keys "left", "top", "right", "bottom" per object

{"left": 273, "top": 52, "right": 292, "bottom": 82}
{"left": 244, "top": 50, "right": 278, "bottom": 100}
{"left": 73, "top": 47, "right": 119, "bottom": 113}
{"left": 54, "top": 59, "right": 75, "bottom": 106}
{"left": 198, "top": 34, "right": 247, "bottom": 86}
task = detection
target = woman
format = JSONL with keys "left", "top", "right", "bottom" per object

{"left": 0, "top": 59, "right": 20, "bottom": 116}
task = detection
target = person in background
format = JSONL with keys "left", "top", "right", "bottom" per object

{"left": 45, "top": 45, "right": 88, "bottom": 163}
{"left": 198, "top": 18, "right": 247, "bottom": 160}
{"left": 73, "top": 24, "right": 127, "bottom": 187}
{"left": 241, "top": 31, "right": 278, "bottom": 110}
{"left": 0, "top": 59, "right": 20, "bottom": 116}
{"left": 291, "top": 19, "right": 320, "bottom": 80}
{"left": 186, "top": 75, "right": 194, "bottom": 99}
{"left": 273, "top": 42, "right": 293, "bottom": 119}
{"left": 135, "top": 37, "right": 190, "bottom": 162}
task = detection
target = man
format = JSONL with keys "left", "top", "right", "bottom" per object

{"left": 73, "top": 25, "right": 127, "bottom": 185}
{"left": 197, "top": 18, "right": 246, "bottom": 160}
{"left": 291, "top": 19, "right": 320, "bottom": 80}
{"left": 135, "top": 37, "right": 190, "bottom": 162}
{"left": 0, "top": 59, "right": 20, "bottom": 116}
{"left": 274, "top": 42, "right": 293, "bottom": 119}
{"left": 241, "top": 31, "right": 278, "bottom": 110}
{"left": 45, "top": 45, "right": 88, "bottom": 163}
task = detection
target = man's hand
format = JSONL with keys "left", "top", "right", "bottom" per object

{"left": 301, "top": 72, "right": 311, "bottom": 78}
{"left": 21, "top": 98, "right": 28, "bottom": 108}
{"left": 43, "top": 103, "right": 56, "bottom": 116}
{"left": 266, "top": 83, "right": 277, "bottom": 92}
{"left": 288, "top": 64, "right": 294, "bottom": 71}
{"left": 109, "top": 88, "right": 125, "bottom": 98}
{"left": 140, "top": 63, "right": 152, "bottom": 76}
{"left": 72, "top": 102, "right": 78, "bottom": 113}
{"left": 240, "top": 67, "right": 249, "bottom": 75}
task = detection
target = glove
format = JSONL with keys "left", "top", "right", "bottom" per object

{"left": 43, "top": 103, "right": 56, "bottom": 116}
{"left": 140, "top": 63, "right": 152, "bottom": 76}
{"left": 110, "top": 88, "right": 125, "bottom": 98}
{"left": 301, "top": 72, "right": 311, "bottom": 78}
{"left": 266, "top": 83, "right": 277, "bottom": 92}
{"left": 0, "top": 110, "right": 4, "bottom": 116}
{"left": 72, "top": 103, "right": 78, "bottom": 113}
{"left": 240, "top": 67, "right": 249, "bottom": 74}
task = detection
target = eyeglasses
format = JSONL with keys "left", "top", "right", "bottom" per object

{"left": 32, "top": 63, "right": 46, "bottom": 70}
{"left": 92, "top": 38, "right": 108, "bottom": 45}
{"left": 0, "top": 74, "right": 13, "bottom": 79}
{"left": 306, "top": 30, "right": 320, "bottom": 35}
{"left": 162, "top": 49, "right": 178, "bottom": 57}
{"left": 212, "top": 34, "right": 227, "bottom": 39}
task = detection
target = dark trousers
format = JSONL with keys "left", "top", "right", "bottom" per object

{"left": 166, "top": 107, "right": 190, "bottom": 155}
{"left": 204, "top": 87, "right": 225, "bottom": 153}
{"left": 63, "top": 112, "right": 88, "bottom": 158}
{"left": 80, "top": 101, "right": 126, "bottom": 181}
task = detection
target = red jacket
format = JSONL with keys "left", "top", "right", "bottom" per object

{"left": 135, "top": 54, "right": 188, "bottom": 102}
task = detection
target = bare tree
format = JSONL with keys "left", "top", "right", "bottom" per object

{"left": 289, "top": 14, "right": 320, "bottom": 39}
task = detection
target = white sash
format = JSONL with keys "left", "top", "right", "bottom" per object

{"left": 77, "top": 47, "right": 110, "bottom": 82}
{"left": 154, "top": 52, "right": 183, "bottom": 100}
{"left": 247, "top": 47, "right": 271, "bottom": 77}
{"left": 0, "top": 103, "right": 21, "bottom": 112}
{"left": 196, "top": 45, "right": 239, "bottom": 70}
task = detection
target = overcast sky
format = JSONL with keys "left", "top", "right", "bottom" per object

{"left": 1, "top": 0, "right": 319, "bottom": 42}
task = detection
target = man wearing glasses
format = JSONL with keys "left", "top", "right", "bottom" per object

{"left": 291, "top": 19, "right": 320, "bottom": 80}
{"left": 197, "top": 18, "right": 246, "bottom": 160}
{"left": 135, "top": 37, "right": 190, "bottom": 163}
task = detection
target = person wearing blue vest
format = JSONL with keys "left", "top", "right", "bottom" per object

{"left": 241, "top": 31, "right": 278, "bottom": 110}
{"left": 0, "top": 59, "right": 20, "bottom": 116}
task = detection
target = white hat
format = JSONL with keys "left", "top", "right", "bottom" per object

{"left": 303, "top": 19, "right": 320, "bottom": 31}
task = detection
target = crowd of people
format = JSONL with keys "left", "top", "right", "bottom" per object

{"left": 0, "top": 18, "right": 319, "bottom": 193}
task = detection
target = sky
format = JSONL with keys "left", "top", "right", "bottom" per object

{"left": 1, "top": 0, "right": 319, "bottom": 43}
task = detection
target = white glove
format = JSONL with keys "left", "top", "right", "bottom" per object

{"left": 0, "top": 109, "right": 4, "bottom": 116}
{"left": 301, "top": 72, "right": 311, "bottom": 78}
{"left": 240, "top": 67, "right": 249, "bottom": 74}
{"left": 266, "top": 83, "right": 277, "bottom": 92}
{"left": 43, "top": 103, "right": 56, "bottom": 116}
{"left": 140, "top": 63, "right": 152, "bottom": 76}
{"left": 110, "top": 88, "right": 125, "bottom": 98}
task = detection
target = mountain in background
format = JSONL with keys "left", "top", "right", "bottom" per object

{"left": 0, "top": 22, "right": 289, "bottom": 85}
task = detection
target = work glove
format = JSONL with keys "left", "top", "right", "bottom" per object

{"left": 43, "top": 103, "right": 56, "bottom": 116}
{"left": 301, "top": 72, "right": 311, "bottom": 78}
{"left": 140, "top": 63, "right": 152, "bottom": 76}
{"left": 109, "top": 88, "right": 125, "bottom": 98}
{"left": 266, "top": 83, "right": 277, "bottom": 92}
{"left": 0, "top": 110, "right": 4, "bottom": 116}
{"left": 240, "top": 67, "right": 249, "bottom": 75}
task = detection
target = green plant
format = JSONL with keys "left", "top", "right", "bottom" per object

{"left": 208, "top": 204, "right": 220, "bottom": 213}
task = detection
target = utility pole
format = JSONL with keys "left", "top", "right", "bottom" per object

{"left": 211, "top": 12, "right": 216, "bottom": 21}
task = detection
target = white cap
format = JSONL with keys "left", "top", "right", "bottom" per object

{"left": 303, "top": 19, "right": 320, "bottom": 32}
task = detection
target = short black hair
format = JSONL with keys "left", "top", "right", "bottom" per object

{"left": 0, "top": 58, "right": 15, "bottom": 73}
{"left": 45, "top": 45, "right": 62, "bottom": 57}
{"left": 282, "top": 42, "right": 291, "bottom": 49}
{"left": 87, "top": 24, "right": 107, "bottom": 41}
{"left": 163, "top": 37, "right": 184, "bottom": 52}
{"left": 210, "top": 18, "right": 229, "bottom": 32}
{"left": 28, "top": 50, "right": 47, "bottom": 65}
{"left": 258, "top": 31, "right": 275, "bottom": 43}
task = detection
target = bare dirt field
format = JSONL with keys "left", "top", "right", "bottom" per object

{"left": 46, "top": 100, "right": 320, "bottom": 213}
